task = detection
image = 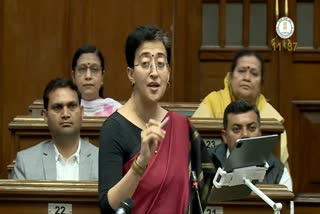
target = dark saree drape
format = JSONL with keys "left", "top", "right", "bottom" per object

{"left": 123, "top": 112, "right": 216, "bottom": 214}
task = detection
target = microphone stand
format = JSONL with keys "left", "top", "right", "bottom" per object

{"left": 192, "top": 171, "right": 204, "bottom": 214}
{"left": 213, "top": 164, "right": 282, "bottom": 214}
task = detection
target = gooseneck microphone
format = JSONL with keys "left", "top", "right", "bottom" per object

{"left": 115, "top": 198, "right": 134, "bottom": 214}
{"left": 192, "top": 171, "right": 204, "bottom": 214}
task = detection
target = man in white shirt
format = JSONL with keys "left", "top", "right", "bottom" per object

{"left": 209, "top": 100, "right": 292, "bottom": 191}
{"left": 12, "top": 79, "right": 98, "bottom": 181}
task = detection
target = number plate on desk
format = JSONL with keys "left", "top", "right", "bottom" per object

{"left": 204, "top": 206, "right": 223, "bottom": 214}
{"left": 48, "top": 203, "right": 72, "bottom": 214}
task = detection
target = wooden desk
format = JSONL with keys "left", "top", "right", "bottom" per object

{"left": 207, "top": 184, "right": 294, "bottom": 214}
{"left": 295, "top": 193, "right": 320, "bottom": 214}
{"left": 0, "top": 180, "right": 293, "bottom": 214}
{"left": 7, "top": 116, "right": 283, "bottom": 177}
{"left": 0, "top": 180, "right": 99, "bottom": 214}
{"left": 8, "top": 116, "right": 283, "bottom": 156}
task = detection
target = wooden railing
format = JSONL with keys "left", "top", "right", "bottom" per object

{"left": 0, "top": 180, "right": 293, "bottom": 214}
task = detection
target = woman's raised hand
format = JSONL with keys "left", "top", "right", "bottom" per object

{"left": 138, "top": 118, "right": 168, "bottom": 167}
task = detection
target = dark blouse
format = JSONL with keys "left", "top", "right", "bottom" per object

{"left": 98, "top": 112, "right": 142, "bottom": 212}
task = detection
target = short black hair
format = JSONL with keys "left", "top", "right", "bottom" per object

{"left": 71, "top": 44, "right": 105, "bottom": 97}
{"left": 43, "top": 78, "right": 81, "bottom": 110}
{"left": 223, "top": 100, "right": 261, "bottom": 130}
{"left": 230, "top": 49, "right": 265, "bottom": 83}
{"left": 125, "top": 25, "right": 171, "bottom": 68}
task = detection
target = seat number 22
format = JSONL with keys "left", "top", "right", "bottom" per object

{"left": 48, "top": 203, "right": 72, "bottom": 214}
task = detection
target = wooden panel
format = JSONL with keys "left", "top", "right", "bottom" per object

{"left": 295, "top": 193, "right": 320, "bottom": 214}
{"left": 242, "top": 0, "right": 250, "bottom": 47}
{"left": 88, "top": 0, "right": 173, "bottom": 101}
{"left": 295, "top": 205, "right": 320, "bottom": 214}
{"left": 290, "top": 62, "right": 320, "bottom": 100}
{"left": 172, "top": 0, "right": 192, "bottom": 101}
{"left": 7, "top": 115, "right": 283, "bottom": 178}
{"left": 199, "top": 62, "right": 229, "bottom": 99}
{"left": 292, "top": 101, "right": 320, "bottom": 194}
{"left": 203, "top": 0, "right": 269, "bottom": 2}
{"left": 219, "top": 0, "right": 226, "bottom": 47}
{"left": 267, "top": 0, "right": 276, "bottom": 42}
{"left": 0, "top": 0, "right": 4, "bottom": 178}
{"left": 1, "top": 0, "right": 70, "bottom": 178}
{"left": 290, "top": 0, "right": 297, "bottom": 42}
{"left": 314, "top": 0, "right": 320, "bottom": 48}
{"left": 66, "top": 0, "right": 174, "bottom": 100}
{"left": 278, "top": 57, "right": 320, "bottom": 196}
{"left": 199, "top": 48, "right": 273, "bottom": 61}
{"left": 7, "top": 115, "right": 284, "bottom": 174}
{"left": 292, "top": 51, "right": 320, "bottom": 62}
{"left": 0, "top": 0, "right": 174, "bottom": 178}
{"left": 67, "top": 1, "right": 91, "bottom": 51}
{"left": 184, "top": 0, "right": 202, "bottom": 101}
{"left": 0, "top": 180, "right": 293, "bottom": 214}
{"left": 0, "top": 180, "right": 99, "bottom": 214}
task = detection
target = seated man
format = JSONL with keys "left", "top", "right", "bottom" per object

{"left": 11, "top": 79, "right": 98, "bottom": 180}
{"left": 209, "top": 100, "right": 292, "bottom": 191}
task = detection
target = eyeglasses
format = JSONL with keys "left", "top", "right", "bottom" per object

{"left": 134, "top": 54, "right": 168, "bottom": 71}
{"left": 75, "top": 64, "right": 102, "bottom": 76}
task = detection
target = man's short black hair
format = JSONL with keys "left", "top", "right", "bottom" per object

{"left": 223, "top": 100, "right": 261, "bottom": 130}
{"left": 43, "top": 78, "right": 81, "bottom": 110}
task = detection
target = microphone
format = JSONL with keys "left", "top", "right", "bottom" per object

{"left": 115, "top": 198, "right": 134, "bottom": 214}
{"left": 192, "top": 171, "right": 203, "bottom": 214}
{"left": 191, "top": 171, "right": 199, "bottom": 190}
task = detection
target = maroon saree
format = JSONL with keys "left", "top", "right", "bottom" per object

{"left": 123, "top": 112, "right": 190, "bottom": 214}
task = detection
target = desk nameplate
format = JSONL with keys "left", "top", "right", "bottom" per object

{"left": 48, "top": 203, "right": 72, "bottom": 214}
{"left": 204, "top": 206, "right": 223, "bottom": 214}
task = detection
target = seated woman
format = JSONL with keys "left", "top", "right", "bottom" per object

{"left": 193, "top": 49, "right": 289, "bottom": 169}
{"left": 72, "top": 45, "right": 122, "bottom": 116}
{"left": 98, "top": 25, "right": 215, "bottom": 213}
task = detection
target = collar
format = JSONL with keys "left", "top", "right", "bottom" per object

{"left": 53, "top": 139, "right": 81, "bottom": 163}
{"left": 226, "top": 148, "right": 230, "bottom": 158}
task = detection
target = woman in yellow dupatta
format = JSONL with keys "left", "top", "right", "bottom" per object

{"left": 193, "top": 49, "right": 289, "bottom": 169}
